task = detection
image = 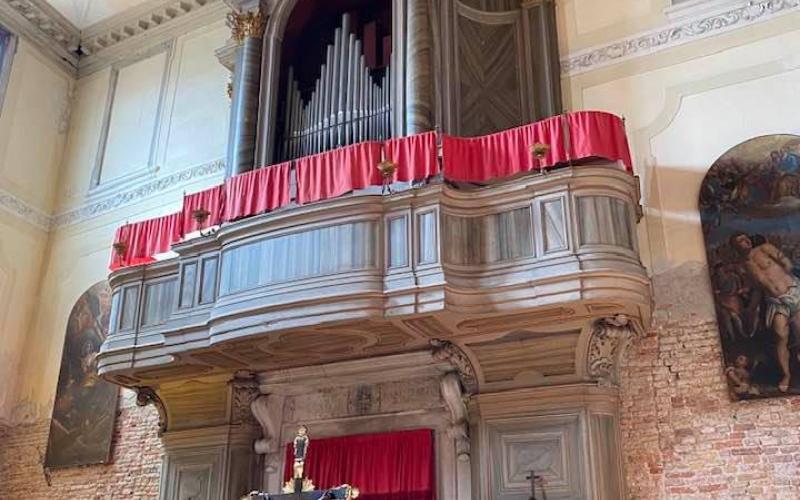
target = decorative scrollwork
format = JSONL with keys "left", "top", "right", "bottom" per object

{"left": 135, "top": 386, "right": 168, "bottom": 436}
{"left": 430, "top": 339, "right": 478, "bottom": 393}
{"left": 587, "top": 314, "right": 642, "bottom": 386}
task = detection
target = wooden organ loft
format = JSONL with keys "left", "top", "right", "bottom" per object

{"left": 97, "top": 1, "right": 653, "bottom": 500}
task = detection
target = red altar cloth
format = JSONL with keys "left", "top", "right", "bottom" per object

{"left": 283, "top": 429, "right": 436, "bottom": 500}
{"left": 566, "top": 111, "right": 633, "bottom": 172}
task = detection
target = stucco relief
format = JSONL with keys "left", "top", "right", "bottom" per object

{"left": 587, "top": 315, "right": 642, "bottom": 385}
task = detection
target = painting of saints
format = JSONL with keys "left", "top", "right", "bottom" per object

{"left": 701, "top": 135, "right": 800, "bottom": 400}
{"left": 45, "top": 281, "right": 119, "bottom": 468}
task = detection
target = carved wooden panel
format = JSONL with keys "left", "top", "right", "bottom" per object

{"left": 141, "top": 277, "right": 177, "bottom": 327}
{"left": 119, "top": 284, "right": 140, "bottom": 331}
{"left": 416, "top": 210, "right": 439, "bottom": 265}
{"left": 198, "top": 257, "right": 218, "bottom": 305}
{"left": 540, "top": 197, "right": 568, "bottom": 254}
{"left": 455, "top": 6, "right": 523, "bottom": 136}
{"left": 443, "top": 207, "right": 534, "bottom": 265}
{"left": 179, "top": 262, "right": 198, "bottom": 309}
{"left": 486, "top": 414, "right": 586, "bottom": 499}
{"left": 576, "top": 196, "right": 635, "bottom": 250}
{"left": 387, "top": 215, "right": 410, "bottom": 269}
{"left": 219, "top": 221, "right": 378, "bottom": 295}
{"left": 161, "top": 446, "right": 225, "bottom": 500}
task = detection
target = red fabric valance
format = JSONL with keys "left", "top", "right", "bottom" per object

{"left": 182, "top": 185, "right": 225, "bottom": 234}
{"left": 566, "top": 111, "right": 633, "bottom": 171}
{"left": 441, "top": 115, "right": 567, "bottom": 182}
{"left": 283, "top": 429, "right": 436, "bottom": 500}
{"left": 223, "top": 162, "right": 291, "bottom": 222}
{"left": 295, "top": 142, "right": 383, "bottom": 205}
{"left": 109, "top": 212, "right": 183, "bottom": 270}
{"left": 384, "top": 132, "right": 439, "bottom": 182}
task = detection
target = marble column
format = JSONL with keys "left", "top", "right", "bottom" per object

{"left": 405, "top": 0, "right": 434, "bottom": 134}
{"left": 226, "top": 9, "right": 265, "bottom": 177}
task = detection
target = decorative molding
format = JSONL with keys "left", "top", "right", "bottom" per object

{"left": 53, "top": 158, "right": 225, "bottom": 228}
{"left": 135, "top": 386, "right": 168, "bottom": 435}
{"left": 586, "top": 315, "right": 642, "bottom": 386}
{"left": 0, "top": 187, "right": 52, "bottom": 230}
{"left": 225, "top": 8, "right": 265, "bottom": 44}
{"left": 0, "top": 0, "right": 79, "bottom": 74}
{"left": 561, "top": 0, "right": 800, "bottom": 76}
{"left": 440, "top": 372, "right": 471, "bottom": 461}
{"left": 431, "top": 339, "right": 478, "bottom": 393}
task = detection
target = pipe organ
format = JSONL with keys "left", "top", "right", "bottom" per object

{"left": 280, "top": 14, "right": 392, "bottom": 161}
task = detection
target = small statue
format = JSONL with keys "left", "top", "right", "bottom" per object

{"left": 293, "top": 425, "right": 310, "bottom": 480}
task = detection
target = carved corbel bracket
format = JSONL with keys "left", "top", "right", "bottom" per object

{"left": 440, "top": 372, "right": 471, "bottom": 462}
{"left": 586, "top": 314, "right": 644, "bottom": 386}
{"left": 135, "top": 386, "right": 168, "bottom": 436}
{"left": 231, "top": 373, "right": 261, "bottom": 427}
{"left": 251, "top": 393, "right": 285, "bottom": 472}
{"left": 430, "top": 339, "right": 478, "bottom": 394}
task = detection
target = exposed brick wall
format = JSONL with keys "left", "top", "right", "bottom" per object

{"left": 620, "top": 267, "right": 800, "bottom": 499}
{"left": 0, "top": 401, "right": 163, "bottom": 499}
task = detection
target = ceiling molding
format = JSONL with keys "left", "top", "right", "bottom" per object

{"left": 77, "top": 0, "right": 227, "bottom": 77}
{"left": 561, "top": 0, "right": 800, "bottom": 76}
{"left": 0, "top": 0, "right": 80, "bottom": 74}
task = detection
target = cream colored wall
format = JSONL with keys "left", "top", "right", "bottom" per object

{"left": 0, "top": 39, "right": 71, "bottom": 422}
{"left": 1, "top": 20, "right": 230, "bottom": 421}
{"left": 563, "top": 9, "right": 800, "bottom": 273}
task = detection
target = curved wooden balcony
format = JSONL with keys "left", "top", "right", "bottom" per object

{"left": 98, "top": 164, "right": 651, "bottom": 392}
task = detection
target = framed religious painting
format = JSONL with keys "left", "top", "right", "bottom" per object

{"left": 45, "top": 281, "right": 119, "bottom": 467}
{"left": 700, "top": 134, "right": 800, "bottom": 400}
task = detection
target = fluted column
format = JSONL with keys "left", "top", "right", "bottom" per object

{"left": 226, "top": 9, "right": 266, "bottom": 177}
{"left": 405, "top": 0, "right": 434, "bottom": 134}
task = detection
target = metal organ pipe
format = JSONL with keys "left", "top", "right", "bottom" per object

{"left": 281, "top": 13, "right": 392, "bottom": 161}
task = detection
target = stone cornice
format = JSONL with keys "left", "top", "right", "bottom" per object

{"left": 0, "top": 158, "right": 225, "bottom": 231}
{"left": 0, "top": 187, "right": 52, "bottom": 231}
{"left": 52, "top": 158, "right": 225, "bottom": 227}
{"left": 561, "top": 0, "right": 800, "bottom": 76}
{"left": 0, "top": 0, "right": 80, "bottom": 74}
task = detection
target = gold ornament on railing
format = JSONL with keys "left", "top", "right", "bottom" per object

{"left": 377, "top": 159, "right": 397, "bottom": 194}
{"left": 530, "top": 142, "right": 551, "bottom": 173}
{"left": 226, "top": 9, "right": 266, "bottom": 44}
{"left": 112, "top": 241, "right": 128, "bottom": 264}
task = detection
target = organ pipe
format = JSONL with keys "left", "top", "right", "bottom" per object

{"left": 281, "top": 14, "right": 392, "bottom": 161}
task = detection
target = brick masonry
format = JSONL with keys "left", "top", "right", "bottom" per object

{"left": 619, "top": 263, "right": 800, "bottom": 499}
{"left": 0, "top": 394, "right": 163, "bottom": 499}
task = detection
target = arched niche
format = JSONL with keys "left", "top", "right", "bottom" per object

{"left": 699, "top": 134, "right": 800, "bottom": 401}
{"left": 45, "top": 280, "right": 119, "bottom": 468}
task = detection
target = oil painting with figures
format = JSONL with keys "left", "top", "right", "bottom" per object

{"left": 701, "top": 134, "right": 800, "bottom": 401}
{"left": 45, "top": 281, "right": 119, "bottom": 468}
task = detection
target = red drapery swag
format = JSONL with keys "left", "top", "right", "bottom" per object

{"left": 295, "top": 142, "right": 383, "bottom": 205}
{"left": 282, "top": 429, "right": 436, "bottom": 500}
{"left": 182, "top": 185, "right": 225, "bottom": 234}
{"left": 567, "top": 111, "right": 633, "bottom": 172}
{"left": 109, "top": 212, "right": 183, "bottom": 270}
{"left": 441, "top": 115, "right": 568, "bottom": 182}
{"left": 223, "top": 162, "right": 291, "bottom": 222}
{"left": 384, "top": 131, "right": 439, "bottom": 182}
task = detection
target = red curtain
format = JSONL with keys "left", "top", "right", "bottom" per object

{"left": 182, "top": 185, "right": 225, "bottom": 234}
{"left": 567, "top": 111, "right": 633, "bottom": 172}
{"left": 223, "top": 162, "right": 291, "bottom": 222}
{"left": 441, "top": 115, "right": 567, "bottom": 182}
{"left": 295, "top": 142, "right": 383, "bottom": 205}
{"left": 384, "top": 132, "right": 439, "bottom": 182}
{"left": 109, "top": 212, "right": 183, "bottom": 270}
{"left": 283, "top": 429, "right": 436, "bottom": 500}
